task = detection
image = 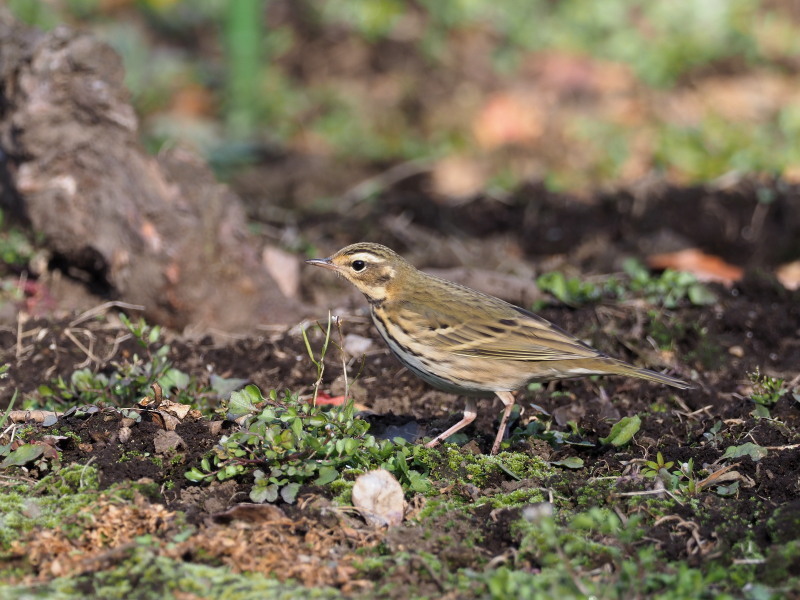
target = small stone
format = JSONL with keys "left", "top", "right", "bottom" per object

{"left": 153, "top": 430, "right": 185, "bottom": 454}
{"left": 729, "top": 345, "right": 745, "bottom": 358}
{"left": 343, "top": 333, "right": 374, "bottom": 356}
{"left": 117, "top": 427, "right": 131, "bottom": 444}
{"left": 351, "top": 469, "right": 405, "bottom": 527}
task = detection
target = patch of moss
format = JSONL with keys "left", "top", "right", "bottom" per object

{"left": 487, "top": 488, "right": 546, "bottom": 509}
{"left": 0, "top": 464, "right": 102, "bottom": 549}
{"left": 0, "top": 545, "right": 342, "bottom": 599}
{"left": 0, "top": 463, "right": 168, "bottom": 554}
{"left": 573, "top": 478, "right": 616, "bottom": 508}
{"left": 762, "top": 540, "right": 800, "bottom": 585}
{"left": 421, "top": 447, "right": 554, "bottom": 488}
{"left": 329, "top": 478, "right": 354, "bottom": 505}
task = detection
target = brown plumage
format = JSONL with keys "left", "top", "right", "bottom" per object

{"left": 307, "top": 242, "right": 689, "bottom": 454}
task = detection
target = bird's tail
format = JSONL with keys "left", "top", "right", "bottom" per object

{"left": 603, "top": 359, "right": 691, "bottom": 389}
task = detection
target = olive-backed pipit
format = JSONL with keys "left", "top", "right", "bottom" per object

{"left": 307, "top": 242, "right": 689, "bottom": 454}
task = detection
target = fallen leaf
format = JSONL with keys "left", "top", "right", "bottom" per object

{"left": 647, "top": 249, "right": 743, "bottom": 286}
{"left": 473, "top": 92, "right": 544, "bottom": 150}
{"left": 263, "top": 245, "right": 301, "bottom": 299}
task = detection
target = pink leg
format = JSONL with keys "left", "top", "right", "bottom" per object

{"left": 490, "top": 391, "right": 516, "bottom": 455}
{"left": 425, "top": 398, "right": 477, "bottom": 448}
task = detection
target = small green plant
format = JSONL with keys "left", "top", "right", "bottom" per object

{"left": 186, "top": 385, "right": 429, "bottom": 503}
{"left": 0, "top": 209, "right": 38, "bottom": 269}
{"left": 34, "top": 314, "right": 233, "bottom": 412}
{"left": 642, "top": 451, "right": 675, "bottom": 479}
{"left": 616, "top": 259, "right": 717, "bottom": 308}
{"left": 702, "top": 421, "right": 724, "bottom": 446}
{"left": 748, "top": 369, "right": 787, "bottom": 418}
{"left": 301, "top": 313, "right": 333, "bottom": 406}
{"left": 534, "top": 260, "right": 716, "bottom": 311}
{"left": 535, "top": 271, "right": 602, "bottom": 307}
{"left": 642, "top": 453, "right": 702, "bottom": 496}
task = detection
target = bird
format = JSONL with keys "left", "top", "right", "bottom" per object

{"left": 306, "top": 242, "right": 689, "bottom": 455}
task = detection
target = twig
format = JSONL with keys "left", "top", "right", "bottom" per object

{"left": 338, "top": 158, "right": 433, "bottom": 208}
{"left": 64, "top": 328, "right": 101, "bottom": 367}
{"left": 69, "top": 300, "right": 145, "bottom": 327}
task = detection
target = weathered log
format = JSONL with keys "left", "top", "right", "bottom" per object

{"left": 0, "top": 9, "right": 301, "bottom": 332}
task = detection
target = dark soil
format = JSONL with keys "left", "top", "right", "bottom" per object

{"left": 2, "top": 178, "right": 800, "bottom": 596}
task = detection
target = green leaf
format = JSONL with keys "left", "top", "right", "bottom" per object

{"left": 281, "top": 482, "right": 301, "bottom": 504}
{"left": 229, "top": 385, "right": 262, "bottom": 415}
{"left": 343, "top": 437, "right": 359, "bottom": 455}
{"left": 407, "top": 470, "right": 431, "bottom": 493}
{"left": 37, "top": 385, "right": 55, "bottom": 397}
{"left": 550, "top": 457, "right": 584, "bottom": 469}
{"left": 315, "top": 466, "right": 339, "bottom": 485}
{"left": 290, "top": 417, "right": 303, "bottom": 438}
{"left": 1, "top": 443, "right": 45, "bottom": 468}
{"left": 185, "top": 468, "right": 207, "bottom": 482}
{"left": 210, "top": 375, "right": 248, "bottom": 397}
{"left": 715, "top": 481, "right": 740, "bottom": 497}
{"left": 722, "top": 442, "right": 768, "bottom": 462}
{"left": 159, "top": 368, "right": 190, "bottom": 391}
{"left": 599, "top": 415, "right": 641, "bottom": 447}
{"left": 251, "top": 482, "right": 279, "bottom": 503}
{"left": 687, "top": 283, "right": 717, "bottom": 306}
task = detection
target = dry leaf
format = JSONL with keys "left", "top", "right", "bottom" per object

{"left": 647, "top": 249, "right": 743, "bottom": 286}
{"left": 263, "top": 246, "right": 301, "bottom": 299}
{"left": 473, "top": 92, "right": 544, "bottom": 149}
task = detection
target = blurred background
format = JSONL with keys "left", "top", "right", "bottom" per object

{"left": 9, "top": 0, "right": 800, "bottom": 197}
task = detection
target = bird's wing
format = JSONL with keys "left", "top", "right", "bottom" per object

{"left": 397, "top": 299, "right": 602, "bottom": 362}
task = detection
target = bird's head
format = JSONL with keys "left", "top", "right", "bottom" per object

{"left": 305, "top": 242, "right": 408, "bottom": 304}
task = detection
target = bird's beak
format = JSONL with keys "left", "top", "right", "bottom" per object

{"left": 305, "top": 257, "right": 338, "bottom": 271}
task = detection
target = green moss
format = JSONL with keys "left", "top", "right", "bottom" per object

{"left": 421, "top": 446, "right": 554, "bottom": 488}
{"left": 573, "top": 479, "right": 615, "bottom": 508}
{"left": 329, "top": 478, "right": 354, "bottom": 505}
{"left": 0, "top": 465, "right": 102, "bottom": 549}
{"left": 0, "top": 463, "right": 171, "bottom": 555}
{"left": 762, "top": 540, "right": 800, "bottom": 585}
{"left": 0, "top": 545, "right": 342, "bottom": 599}
{"left": 488, "top": 488, "right": 546, "bottom": 509}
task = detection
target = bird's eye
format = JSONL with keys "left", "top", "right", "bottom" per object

{"left": 351, "top": 260, "right": 366, "bottom": 272}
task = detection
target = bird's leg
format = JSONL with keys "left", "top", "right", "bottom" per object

{"left": 490, "top": 391, "right": 517, "bottom": 455}
{"left": 425, "top": 398, "right": 477, "bottom": 448}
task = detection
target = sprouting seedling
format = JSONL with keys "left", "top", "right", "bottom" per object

{"left": 333, "top": 316, "right": 350, "bottom": 404}
{"left": 301, "top": 311, "right": 333, "bottom": 406}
